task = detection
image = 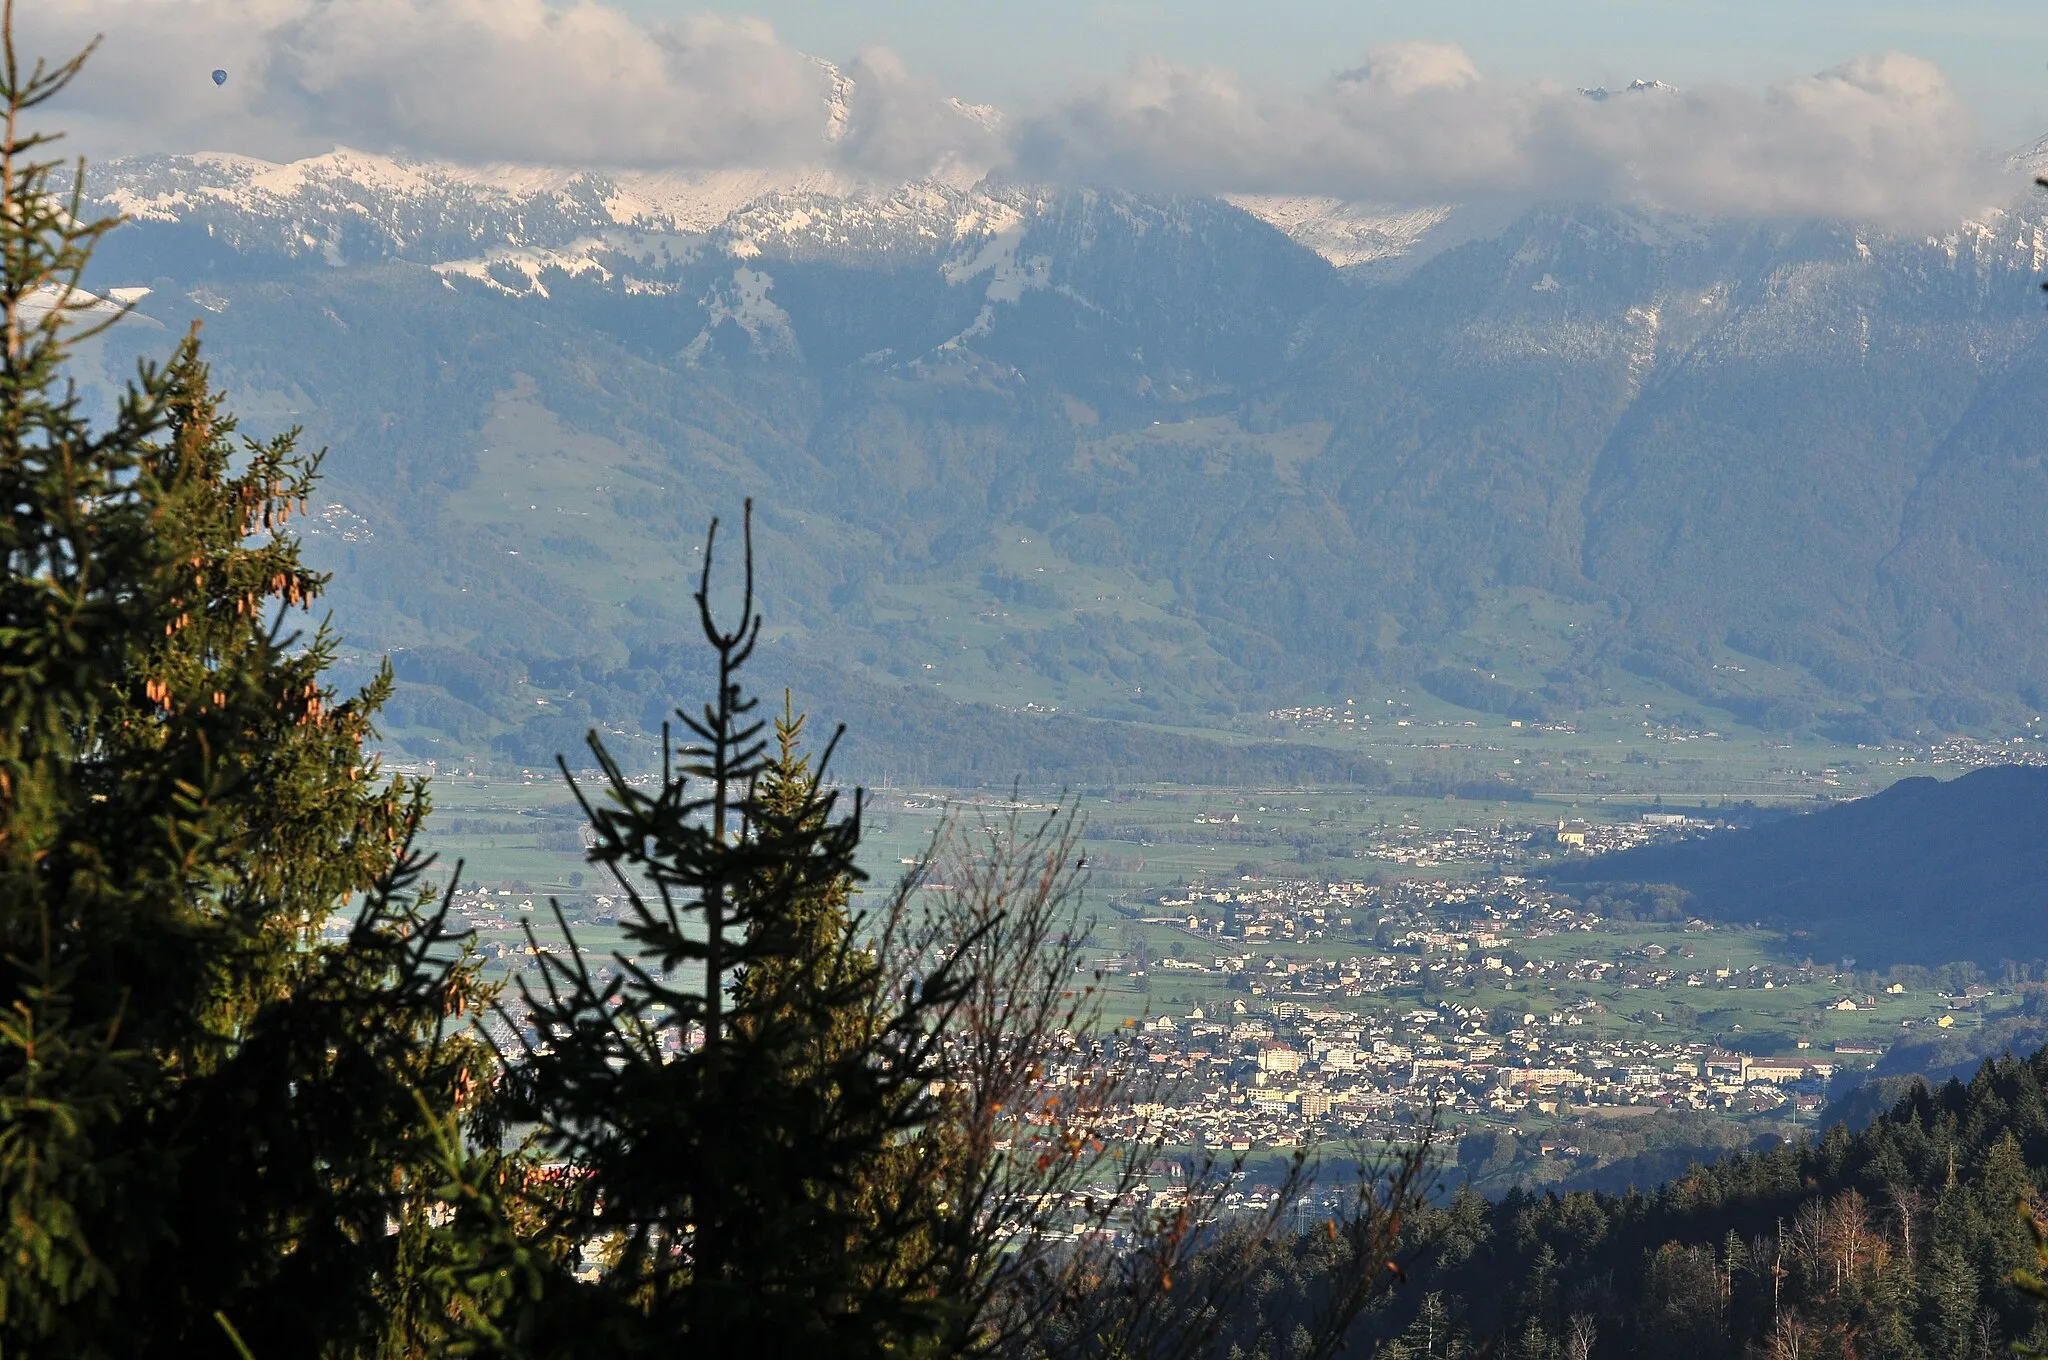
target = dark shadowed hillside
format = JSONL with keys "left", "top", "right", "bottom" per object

{"left": 1543, "top": 764, "right": 2048, "bottom": 966}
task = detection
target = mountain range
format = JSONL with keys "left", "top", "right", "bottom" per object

{"left": 72, "top": 147, "right": 2048, "bottom": 777}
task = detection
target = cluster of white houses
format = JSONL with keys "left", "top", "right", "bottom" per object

{"left": 1112, "top": 998, "right": 1855, "bottom": 1152}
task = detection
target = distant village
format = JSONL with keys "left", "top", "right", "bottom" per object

{"left": 1088, "top": 869, "right": 2005, "bottom": 1159}
{"left": 400, "top": 789, "right": 2027, "bottom": 1173}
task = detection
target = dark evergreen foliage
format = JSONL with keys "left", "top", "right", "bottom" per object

{"left": 0, "top": 17, "right": 491, "bottom": 1357}
{"left": 474, "top": 507, "right": 977, "bottom": 1355}
{"left": 1208, "top": 1051, "right": 2048, "bottom": 1359}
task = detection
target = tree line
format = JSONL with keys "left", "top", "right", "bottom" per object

{"left": 1201, "top": 1051, "right": 2048, "bottom": 1359}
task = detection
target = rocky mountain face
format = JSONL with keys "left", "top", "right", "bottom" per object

{"left": 73, "top": 149, "right": 2048, "bottom": 771}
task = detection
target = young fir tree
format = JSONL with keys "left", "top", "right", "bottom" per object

{"left": 727, "top": 696, "right": 941, "bottom": 1282}
{"left": 0, "top": 17, "right": 492, "bottom": 1357}
{"left": 487, "top": 507, "right": 972, "bottom": 1356}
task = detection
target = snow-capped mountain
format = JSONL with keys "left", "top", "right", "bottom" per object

{"left": 89, "top": 146, "right": 1472, "bottom": 277}
{"left": 1218, "top": 196, "right": 1455, "bottom": 271}
{"left": 95, "top": 137, "right": 2048, "bottom": 302}
{"left": 1578, "top": 78, "right": 1679, "bottom": 100}
{"left": 93, "top": 149, "right": 989, "bottom": 261}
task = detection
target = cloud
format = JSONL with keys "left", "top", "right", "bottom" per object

{"left": 269, "top": 2, "right": 832, "bottom": 167}
{"left": 30, "top": 0, "right": 918, "bottom": 170}
{"left": 831, "top": 47, "right": 1004, "bottom": 182}
{"left": 1014, "top": 44, "right": 1992, "bottom": 228}
{"left": 24, "top": 3, "right": 2000, "bottom": 224}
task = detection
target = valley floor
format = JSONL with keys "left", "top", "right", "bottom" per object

{"left": 401, "top": 741, "right": 2048, "bottom": 1198}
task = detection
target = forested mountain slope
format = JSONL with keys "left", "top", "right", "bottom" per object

{"left": 75, "top": 152, "right": 2048, "bottom": 771}
{"left": 1542, "top": 764, "right": 2048, "bottom": 967}
{"left": 1215, "top": 1048, "right": 2048, "bottom": 1358}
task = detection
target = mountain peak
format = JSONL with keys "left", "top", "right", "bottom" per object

{"left": 1221, "top": 195, "right": 1455, "bottom": 270}
{"left": 1579, "top": 78, "right": 1678, "bottom": 101}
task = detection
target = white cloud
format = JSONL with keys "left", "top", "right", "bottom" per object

{"left": 831, "top": 46, "right": 1004, "bottom": 182}
{"left": 32, "top": 0, "right": 873, "bottom": 168}
{"left": 25, "top": 3, "right": 2003, "bottom": 224}
{"left": 270, "top": 3, "right": 832, "bottom": 167}
{"left": 1015, "top": 44, "right": 1993, "bottom": 228}
{"left": 1345, "top": 41, "right": 1481, "bottom": 98}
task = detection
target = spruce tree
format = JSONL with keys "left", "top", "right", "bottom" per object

{"left": 727, "top": 696, "right": 939, "bottom": 1291}
{"left": 489, "top": 507, "right": 971, "bottom": 1355}
{"left": 0, "top": 15, "right": 491, "bottom": 1355}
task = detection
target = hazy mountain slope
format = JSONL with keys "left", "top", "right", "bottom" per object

{"left": 1542, "top": 764, "right": 2048, "bottom": 966}
{"left": 1875, "top": 325, "right": 2048, "bottom": 710}
{"left": 1283, "top": 208, "right": 2048, "bottom": 731}
{"left": 72, "top": 150, "right": 2048, "bottom": 771}
{"left": 1580, "top": 229, "right": 2035, "bottom": 715}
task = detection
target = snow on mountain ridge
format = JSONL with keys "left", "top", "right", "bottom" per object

{"left": 603, "top": 168, "right": 849, "bottom": 233}
{"left": 96, "top": 148, "right": 1443, "bottom": 272}
{"left": 432, "top": 236, "right": 627, "bottom": 297}
{"left": 681, "top": 265, "right": 799, "bottom": 364}
{"left": 1578, "top": 78, "right": 1679, "bottom": 101}
{"left": 1221, "top": 195, "right": 1455, "bottom": 269}
{"left": 91, "top": 146, "right": 1485, "bottom": 274}
{"left": 92, "top": 148, "right": 1038, "bottom": 265}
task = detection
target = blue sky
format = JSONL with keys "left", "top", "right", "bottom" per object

{"left": 619, "top": 0, "right": 2048, "bottom": 145}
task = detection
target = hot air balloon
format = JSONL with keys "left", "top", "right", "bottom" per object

{"left": 211, "top": 69, "right": 227, "bottom": 86}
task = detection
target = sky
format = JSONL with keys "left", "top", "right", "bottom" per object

{"left": 613, "top": 0, "right": 2048, "bottom": 147}
{"left": 31, "top": 0, "right": 2048, "bottom": 225}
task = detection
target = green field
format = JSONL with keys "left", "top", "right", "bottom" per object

{"left": 406, "top": 746, "right": 2012, "bottom": 1038}
{"left": 393, "top": 635, "right": 2036, "bottom": 1039}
